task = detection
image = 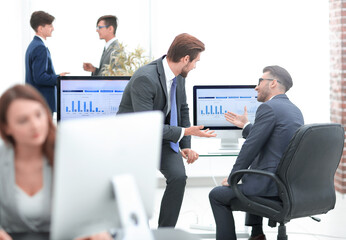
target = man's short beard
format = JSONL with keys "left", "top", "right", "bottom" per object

{"left": 180, "top": 63, "right": 191, "bottom": 78}
{"left": 180, "top": 70, "right": 188, "bottom": 78}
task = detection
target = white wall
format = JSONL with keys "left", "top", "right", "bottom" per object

{"left": 150, "top": 0, "right": 330, "bottom": 124}
{"left": 24, "top": 0, "right": 152, "bottom": 76}
{"left": 0, "top": 0, "right": 330, "bottom": 123}
{"left": 0, "top": 0, "right": 24, "bottom": 93}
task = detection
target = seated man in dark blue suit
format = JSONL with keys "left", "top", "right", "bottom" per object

{"left": 209, "top": 65, "right": 304, "bottom": 240}
{"left": 25, "top": 11, "right": 69, "bottom": 113}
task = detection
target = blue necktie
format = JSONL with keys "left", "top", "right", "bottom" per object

{"left": 170, "top": 77, "right": 179, "bottom": 152}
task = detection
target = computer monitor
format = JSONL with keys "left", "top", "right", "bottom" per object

{"left": 193, "top": 85, "right": 261, "bottom": 150}
{"left": 50, "top": 111, "right": 163, "bottom": 240}
{"left": 57, "top": 76, "right": 130, "bottom": 121}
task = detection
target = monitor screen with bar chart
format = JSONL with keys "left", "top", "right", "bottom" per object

{"left": 193, "top": 85, "right": 261, "bottom": 151}
{"left": 193, "top": 85, "right": 261, "bottom": 129}
{"left": 57, "top": 76, "right": 130, "bottom": 121}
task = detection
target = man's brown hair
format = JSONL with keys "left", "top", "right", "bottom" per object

{"left": 167, "top": 33, "right": 205, "bottom": 63}
{"left": 30, "top": 11, "right": 55, "bottom": 32}
{"left": 97, "top": 15, "right": 118, "bottom": 35}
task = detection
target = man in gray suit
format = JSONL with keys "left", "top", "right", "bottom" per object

{"left": 118, "top": 33, "right": 216, "bottom": 227}
{"left": 83, "top": 15, "right": 121, "bottom": 76}
{"left": 209, "top": 66, "right": 304, "bottom": 240}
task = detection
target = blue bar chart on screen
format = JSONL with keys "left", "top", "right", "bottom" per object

{"left": 195, "top": 87, "right": 261, "bottom": 127}
{"left": 57, "top": 76, "right": 130, "bottom": 121}
{"left": 61, "top": 88, "right": 123, "bottom": 117}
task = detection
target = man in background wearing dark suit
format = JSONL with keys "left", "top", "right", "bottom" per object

{"left": 25, "top": 11, "right": 69, "bottom": 113}
{"left": 118, "top": 33, "right": 216, "bottom": 227}
{"left": 209, "top": 66, "right": 304, "bottom": 240}
{"left": 83, "top": 15, "right": 121, "bottom": 76}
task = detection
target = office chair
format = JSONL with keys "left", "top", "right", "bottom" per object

{"left": 229, "top": 123, "right": 344, "bottom": 240}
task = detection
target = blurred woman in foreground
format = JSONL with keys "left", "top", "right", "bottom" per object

{"left": 0, "top": 85, "right": 111, "bottom": 240}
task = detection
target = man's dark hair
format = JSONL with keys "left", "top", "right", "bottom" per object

{"left": 97, "top": 15, "right": 118, "bottom": 35}
{"left": 30, "top": 11, "right": 55, "bottom": 32}
{"left": 263, "top": 65, "right": 293, "bottom": 92}
{"left": 166, "top": 33, "right": 205, "bottom": 63}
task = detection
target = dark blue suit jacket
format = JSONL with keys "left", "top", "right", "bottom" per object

{"left": 25, "top": 36, "right": 58, "bottom": 112}
{"left": 229, "top": 94, "right": 304, "bottom": 196}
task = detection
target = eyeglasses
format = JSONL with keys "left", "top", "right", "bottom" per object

{"left": 258, "top": 78, "right": 281, "bottom": 85}
{"left": 96, "top": 25, "right": 110, "bottom": 30}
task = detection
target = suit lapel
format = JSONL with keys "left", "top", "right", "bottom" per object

{"left": 100, "top": 40, "right": 120, "bottom": 66}
{"left": 175, "top": 76, "right": 183, "bottom": 121}
{"left": 46, "top": 48, "right": 55, "bottom": 74}
{"left": 156, "top": 57, "right": 169, "bottom": 115}
{"left": 34, "top": 36, "right": 56, "bottom": 75}
{"left": 99, "top": 47, "right": 107, "bottom": 68}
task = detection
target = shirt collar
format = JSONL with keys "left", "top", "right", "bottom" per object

{"left": 105, "top": 37, "right": 116, "bottom": 51}
{"left": 162, "top": 56, "right": 175, "bottom": 83}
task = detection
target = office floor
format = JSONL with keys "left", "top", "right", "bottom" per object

{"left": 150, "top": 185, "right": 346, "bottom": 240}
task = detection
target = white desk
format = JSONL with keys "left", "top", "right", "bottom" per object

{"left": 192, "top": 137, "right": 241, "bottom": 156}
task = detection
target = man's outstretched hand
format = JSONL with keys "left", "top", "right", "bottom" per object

{"left": 184, "top": 125, "right": 217, "bottom": 138}
{"left": 225, "top": 106, "right": 248, "bottom": 128}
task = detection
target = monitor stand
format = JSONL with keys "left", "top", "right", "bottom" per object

{"left": 208, "top": 134, "right": 242, "bottom": 155}
{"left": 112, "top": 174, "right": 155, "bottom": 240}
{"left": 219, "top": 138, "right": 241, "bottom": 150}
{"left": 112, "top": 175, "right": 200, "bottom": 240}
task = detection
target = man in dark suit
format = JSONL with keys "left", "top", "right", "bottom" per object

{"left": 25, "top": 11, "right": 69, "bottom": 113}
{"left": 209, "top": 65, "right": 304, "bottom": 240}
{"left": 83, "top": 15, "right": 121, "bottom": 76}
{"left": 118, "top": 33, "right": 216, "bottom": 227}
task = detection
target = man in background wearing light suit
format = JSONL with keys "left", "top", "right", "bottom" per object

{"left": 209, "top": 66, "right": 304, "bottom": 240}
{"left": 83, "top": 15, "right": 121, "bottom": 76}
{"left": 118, "top": 33, "right": 216, "bottom": 227}
{"left": 25, "top": 11, "right": 69, "bottom": 113}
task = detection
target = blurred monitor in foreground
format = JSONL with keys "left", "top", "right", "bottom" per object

{"left": 50, "top": 111, "right": 163, "bottom": 240}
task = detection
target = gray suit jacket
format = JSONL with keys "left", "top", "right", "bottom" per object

{"left": 228, "top": 94, "right": 304, "bottom": 196}
{"left": 0, "top": 142, "right": 51, "bottom": 232}
{"left": 118, "top": 55, "right": 191, "bottom": 149}
{"left": 93, "top": 39, "right": 121, "bottom": 76}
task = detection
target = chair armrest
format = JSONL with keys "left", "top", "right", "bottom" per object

{"left": 230, "top": 169, "right": 290, "bottom": 221}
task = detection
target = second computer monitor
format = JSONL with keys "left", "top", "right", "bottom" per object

{"left": 193, "top": 85, "right": 261, "bottom": 150}
{"left": 57, "top": 76, "right": 130, "bottom": 121}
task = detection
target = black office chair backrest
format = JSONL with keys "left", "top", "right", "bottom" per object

{"left": 276, "top": 123, "right": 344, "bottom": 220}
